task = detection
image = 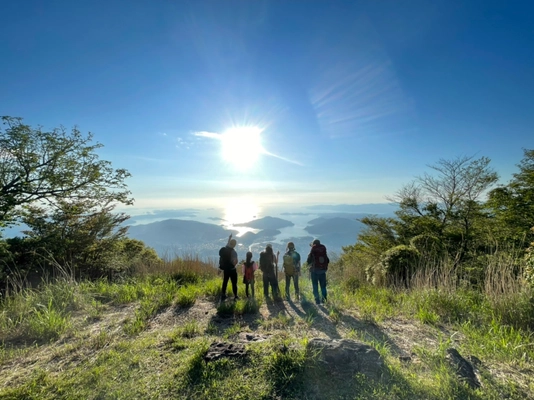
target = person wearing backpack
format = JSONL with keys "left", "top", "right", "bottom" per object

{"left": 241, "top": 251, "right": 258, "bottom": 298}
{"left": 307, "top": 239, "right": 329, "bottom": 305}
{"left": 259, "top": 244, "right": 279, "bottom": 299}
{"left": 218, "top": 234, "right": 239, "bottom": 301}
{"left": 283, "top": 242, "right": 301, "bottom": 300}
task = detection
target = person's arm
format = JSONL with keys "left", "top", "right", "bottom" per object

{"left": 226, "top": 233, "right": 232, "bottom": 246}
{"left": 253, "top": 261, "right": 258, "bottom": 271}
{"left": 242, "top": 263, "right": 245, "bottom": 275}
{"left": 231, "top": 249, "right": 238, "bottom": 266}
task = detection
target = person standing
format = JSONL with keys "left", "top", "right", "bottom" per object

{"left": 307, "top": 239, "right": 329, "bottom": 304}
{"left": 242, "top": 251, "right": 258, "bottom": 298}
{"left": 259, "top": 244, "right": 279, "bottom": 299}
{"left": 219, "top": 234, "right": 239, "bottom": 301}
{"left": 282, "top": 242, "right": 301, "bottom": 300}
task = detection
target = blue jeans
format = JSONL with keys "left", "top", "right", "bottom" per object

{"left": 311, "top": 269, "right": 327, "bottom": 303}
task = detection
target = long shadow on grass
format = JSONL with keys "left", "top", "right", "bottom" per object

{"left": 206, "top": 298, "right": 262, "bottom": 336}
{"left": 339, "top": 312, "right": 405, "bottom": 357}
{"left": 299, "top": 295, "right": 342, "bottom": 339}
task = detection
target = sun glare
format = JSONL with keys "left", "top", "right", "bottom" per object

{"left": 221, "top": 126, "right": 264, "bottom": 167}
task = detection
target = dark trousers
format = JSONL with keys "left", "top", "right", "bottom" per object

{"left": 263, "top": 274, "right": 279, "bottom": 298}
{"left": 222, "top": 268, "right": 238, "bottom": 298}
{"left": 285, "top": 274, "right": 299, "bottom": 298}
{"left": 311, "top": 269, "right": 327, "bottom": 303}
{"left": 244, "top": 279, "right": 255, "bottom": 298}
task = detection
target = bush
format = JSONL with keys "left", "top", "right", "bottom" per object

{"left": 380, "top": 245, "right": 420, "bottom": 287}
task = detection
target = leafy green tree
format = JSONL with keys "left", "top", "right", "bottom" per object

{"left": 391, "top": 156, "right": 498, "bottom": 264}
{"left": 0, "top": 116, "right": 132, "bottom": 226}
{"left": 487, "top": 149, "right": 534, "bottom": 245}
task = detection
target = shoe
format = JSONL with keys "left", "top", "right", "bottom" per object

{"left": 315, "top": 299, "right": 321, "bottom": 305}
{"left": 234, "top": 296, "right": 240, "bottom": 300}
{"left": 221, "top": 295, "right": 227, "bottom": 302}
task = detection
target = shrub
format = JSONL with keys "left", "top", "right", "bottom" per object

{"left": 380, "top": 245, "right": 420, "bottom": 287}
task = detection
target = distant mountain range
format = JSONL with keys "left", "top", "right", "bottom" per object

{"left": 126, "top": 213, "right": 376, "bottom": 260}
{"left": 1, "top": 203, "right": 398, "bottom": 262}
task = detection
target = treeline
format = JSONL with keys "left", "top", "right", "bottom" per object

{"left": 339, "top": 150, "right": 534, "bottom": 289}
{"left": 0, "top": 117, "right": 160, "bottom": 292}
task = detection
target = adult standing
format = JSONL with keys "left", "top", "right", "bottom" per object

{"left": 307, "top": 239, "right": 329, "bottom": 304}
{"left": 219, "top": 234, "right": 239, "bottom": 301}
{"left": 259, "top": 244, "right": 279, "bottom": 299}
{"left": 282, "top": 242, "right": 301, "bottom": 300}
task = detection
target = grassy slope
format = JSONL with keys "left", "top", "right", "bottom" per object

{"left": 1, "top": 267, "right": 533, "bottom": 400}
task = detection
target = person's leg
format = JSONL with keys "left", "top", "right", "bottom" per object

{"left": 318, "top": 272, "right": 327, "bottom": 302}
{"left": 263, "top": 275, "right": 270, "bottom": 298}
{"left": 311, "top": 270, "right": 320, "bottom": 304}
{"left": 230, "top": 269, "right": 238, "bottom": 298}
{"left": 285, "top": 275, "right": 291, "bottom": 298}
{"left": 245, "top": 282, "right": 250, "bottom": 297}
{"left": 294, "top": 274, "right": 300, "bottom": 299}
{"left": 221, "top": 271, "right": 230, "bottom": 300}
{"left": 251, "top": 279, "right": 255, "bottom": 298}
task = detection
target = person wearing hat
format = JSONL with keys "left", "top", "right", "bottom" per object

{"left": 219, "top": 234, "right": 239, "bottom": 301}
{"left": 259, "top": 243, "right": 279, "bottom": 299}
{"left": 282, "top": 241, "right": 301, "bottom": 300}
{"left": 307, "top": 239, "right": 330, "bottom": 304}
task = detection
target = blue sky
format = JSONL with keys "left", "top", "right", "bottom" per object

{"left": 1, "top": 0, "right": 533, "bottom": 215}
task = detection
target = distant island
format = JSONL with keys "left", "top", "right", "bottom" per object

{"left": 234, "top": 216, "right": 294, "bottom": 230}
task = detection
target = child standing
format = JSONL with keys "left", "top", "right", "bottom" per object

{"left": 242, "top": 251, "right": 258, "bottom": 298}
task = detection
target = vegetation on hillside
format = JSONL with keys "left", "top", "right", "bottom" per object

{"left": 1, "top": 117, "right": 533, "bottom": 398}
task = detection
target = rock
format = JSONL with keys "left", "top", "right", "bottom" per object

{"left": 237, "top": 332, "right": 270, "bottom": 342}
{"left": 307, "top": 338, "right": 385, "bottom": 381}
{"left": 204, "top": 341, "right": 247, "bottom": 363}
{"left": 445, "top": 348, "right": 481, "bottom": 389}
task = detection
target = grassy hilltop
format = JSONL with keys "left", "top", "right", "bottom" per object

{"left": 1, "top": 256, "right": 533, "bottom": 400}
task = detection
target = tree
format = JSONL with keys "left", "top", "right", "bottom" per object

{"left": 487, "top": 149, "right": 534, "bottom": 245}
{"left": 391, "top": 156, "right": 498, "bottom": 263}
{"left": 0, "top": 117, "right": 132, "bottom": 226}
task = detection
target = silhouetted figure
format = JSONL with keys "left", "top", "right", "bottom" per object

{"left": 219, "top": 234, "right": 239, "bottom": 301}
{"left": 242, "top": 251, "right": 258, "bottom": 298}
{"left": 307, "top": 239, "right": 330, "bottom": 304}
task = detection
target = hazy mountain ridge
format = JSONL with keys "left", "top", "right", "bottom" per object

{"left": 234, "top": 216, "right": 294, "bottom": 229}
{"left": 126, "top": 212, "right": 373, "bottom": 260}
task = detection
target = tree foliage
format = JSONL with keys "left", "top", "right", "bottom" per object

{"left": 0, "top": 116, "right": 132, "bottom": 226}
{"left": 487, "top": 149, "right": 534, "bottom": 244}
{"left": 0, "top": 117, "right": 156, "bottom": 287}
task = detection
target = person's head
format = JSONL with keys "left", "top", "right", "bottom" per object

{"left": 287, "top": 242, "right": 295, "bottom": 251}
{"left": 246, "top": 251, "right": 252, "bottom": 262}
{"left": 266, "top": 243, "right": 273, "bottom": 254}
{"left": 229, "top": 239, "right": 237, "bottom": 248}
{"left": 310, "top": 239, "right": 320, "bottom": 246}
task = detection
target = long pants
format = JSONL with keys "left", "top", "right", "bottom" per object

{"left": 222, "top": 269, "right": 238, "bottom": 298}
{"left": 263, "top": 274, "right": 279, "bottom": 298}
{"left": 245, "top": 280, "right": 255, "bottom": 298}
{"left": 285, "top": 274, "right": 299, "bottom": 298}
{"left": 311, "top": 269, "right": 327, "bottom": 303}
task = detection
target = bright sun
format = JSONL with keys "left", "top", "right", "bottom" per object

{"left": 220, "top": 126, "right": 264, "bottom": 166}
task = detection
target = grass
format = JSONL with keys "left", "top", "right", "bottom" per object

{"left": 1, "top": 255, "right": 533, "bottom": 399}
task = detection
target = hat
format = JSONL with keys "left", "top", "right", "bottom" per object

{"left": 229, "top": 239, "right": 237, "bottom": 248}
{"left": 310, "top": 239, "right": 320, "bottom": 246}
{"left": 287, "top": 242, "right": 295, "bottom": 250}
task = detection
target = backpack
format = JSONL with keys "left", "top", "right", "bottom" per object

{"left": 244, "top": 261, "right": 254, "bottom": 281}
{"left": 259, "top": 251, "right": 274, "bottom": 275}
{"left": 218, "top": 246, "right": 232, "bottom": 271}
{"left": 283, "top": 253, "right": 296, "bottom": 276}
{"left": 311, "top": 244, "right": 329, "bottom": 270}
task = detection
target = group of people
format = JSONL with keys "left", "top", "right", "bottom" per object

{"left": 218, "top": 234, "right": 330, "bottom": 305}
